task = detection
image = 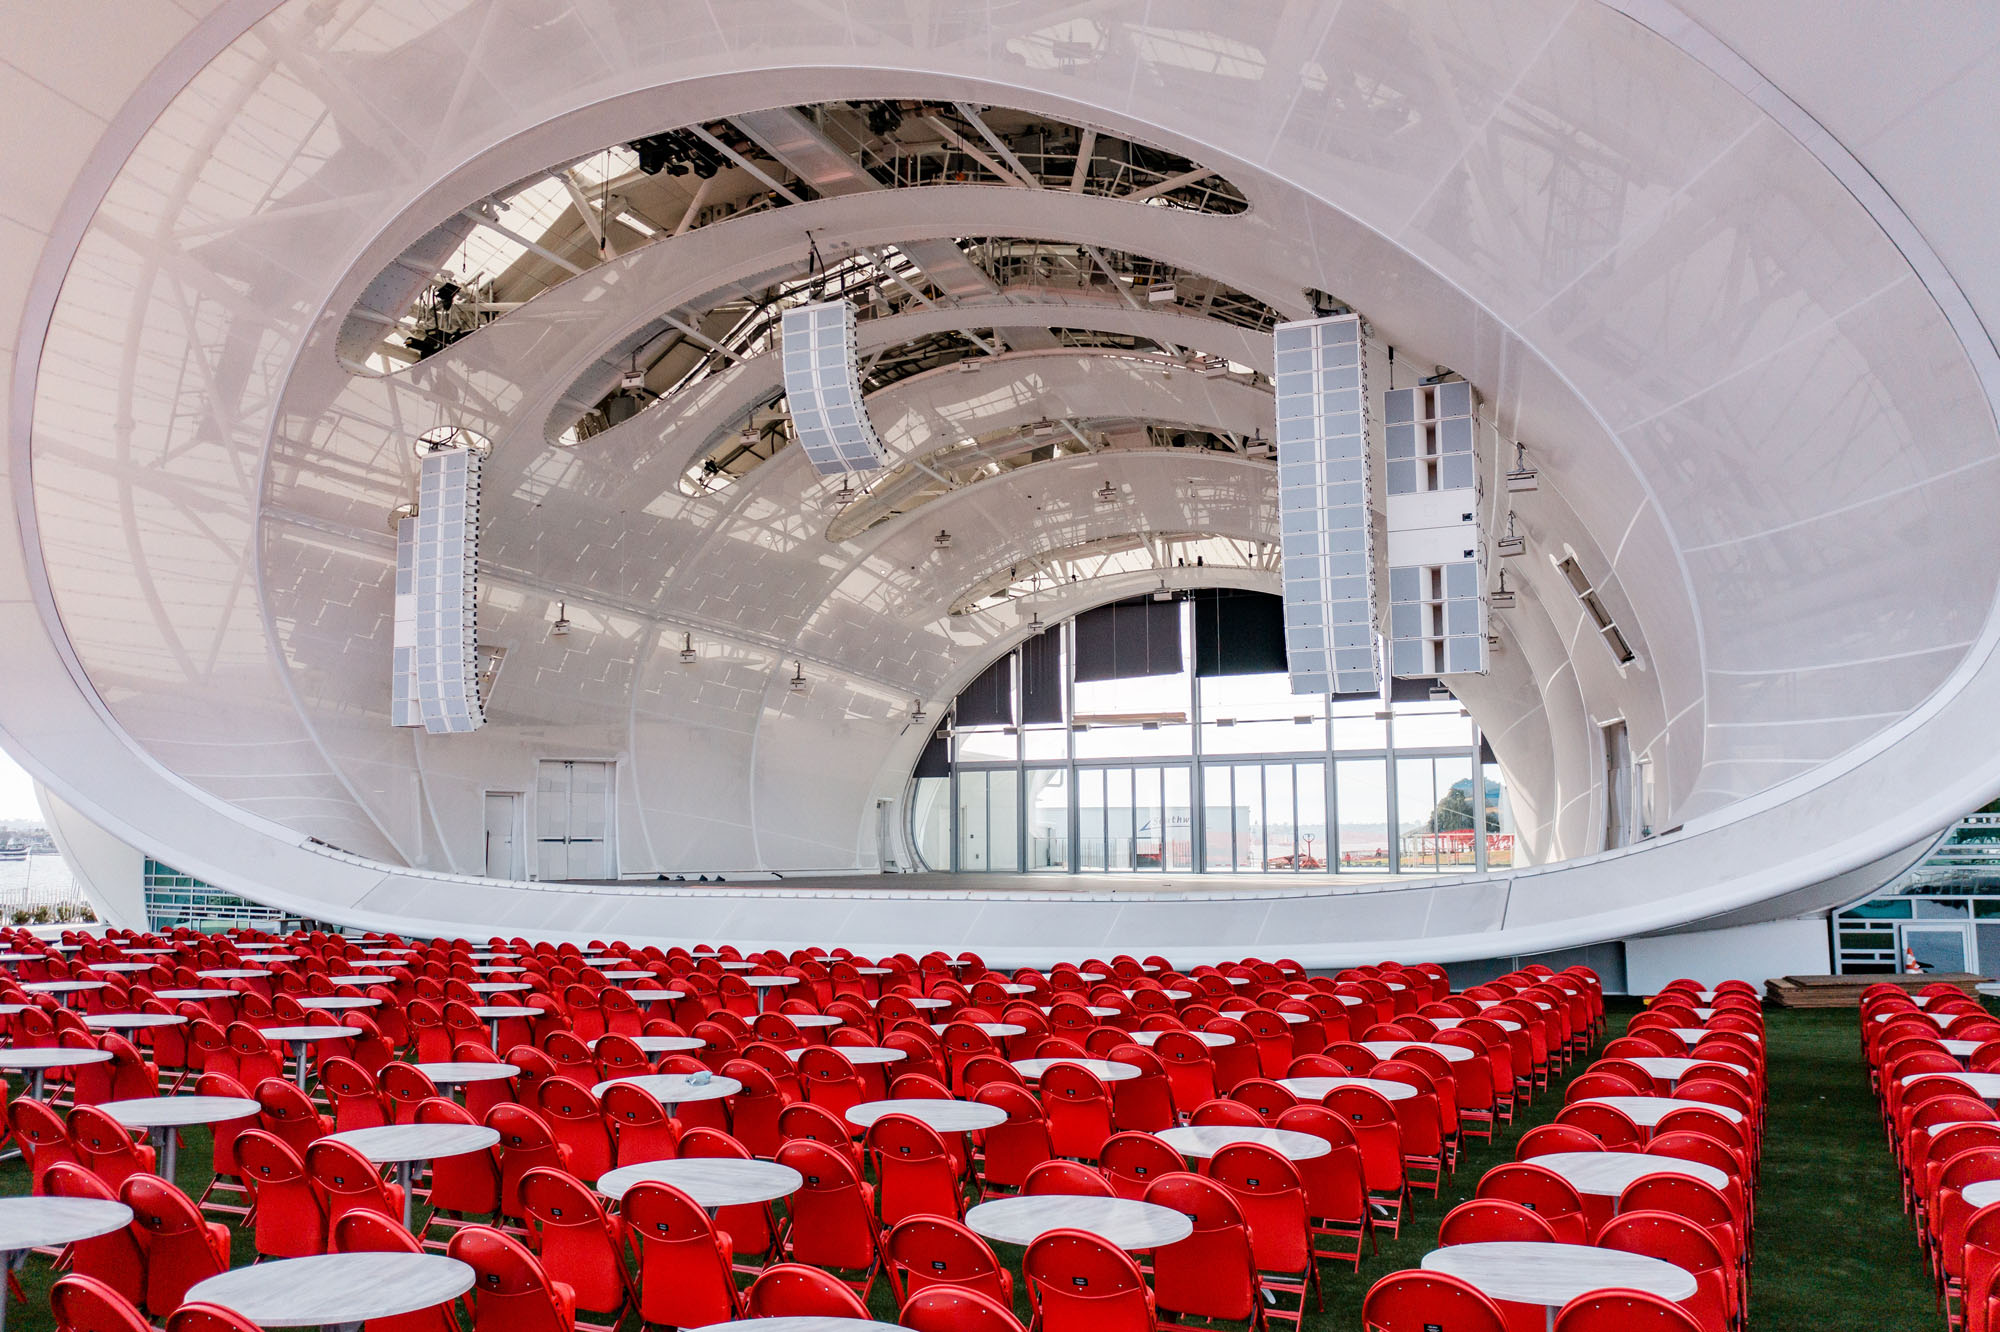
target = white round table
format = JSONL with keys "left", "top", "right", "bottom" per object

{"left": 468, "top": 1006, "right": 531, "bottom": 1048}
{"left": 965, "top": 1195, "right": 1192, "bottom": 1250}
{"left": 0, "top": 954, "right": 42, "bottom": 965}
{"left": 842, "top": 1098, "right": 1007, "bottom": 1132}
{"left": 1626, "top": 1057, "right": 1751, "bottom": 1086}
{"left": 1010, "top": 1058, "right": 1140, "bottom": 1083}
{"left": 1359, "top": 1040, "right": 1475, "bottom": 1064}
{"left": 1158, "top": 1125, "right": 1330, "bottom": 1161}
{"left": 262, "top": 1025, "right": 364, "bottom": 1088}
{"left": 1873, "top": 1011, "right": 1945, "bottom": 1024}
{"left": 154, "top": 988, "right": 235, "bottom": 1002}
{"left": 876, "top": 996, "right": 950, "bottom": 1011}
{"left": 1433, "top": 1017, "right": 1523, "bottom": 1032}
{"left": 0, "top": 1197, "right": 133, "bottom": 1331}
{"left": 410, "top": 1062, "right": 519, "bottom": 1097}
{"left": 1039, "top": 1005, "right": 1118, "bottom": 1018}
{"left": 195, "top": 969, "right": 273, "bottom": 981}
{"left": 688, "top": 1312, "right": 892, "bottom": 1320}
{"left": 786, "top": 1046, "right": 906, "bottom": 1067}
{"left": 1671, "top": 1027, "right": 1759, "bottom": 1044}
{"left": 785, "top": 1014, "right": 843, "bottom": 1030}
{"left": 326, "top": 975, "right": 380, "bottom": 988}
{"left": 1277, "top": 1075, "right": 1417, "bottom": 1102}
{"left": 997, "top": 983, "right": 1036, "bottom": 995}
{"left": 297, "top": 996, "right": 380, "bottom": 1013}
{"left": 592, "top": 1073, "right": 741, "bottom": 1113}
{"left": 717, "top": 961, "right": 757, "bottom": 972}
{"left": 1965, "top": 1179, "right": 2000, "bottom": 1209}
{"left": 83, "top": 962, "right": 159, "bottom": 974}
{"left": 1530, "top": 1151, "right": 1730, "bottom": 1201}
{"left": 592, "top": 1034, "right": 705, "bottom": 1054}
{"left": 596, "top": 1158, "right": 801, "bottom": 1208}
{"left": 1945, "top": 1039, "right": 1985, "bottom": 1058}
{"left": 1421, "top": 1240, "right": 1696, "bottom": 1332}
{"left": 81, "top": 1012, "right": 185, "bottom": 1032}
{"left": 186, "top": 1251, "right": 475, "bottom": 1332}
{"left": 19, "top": 981, "right": 107, "bottom": 1008}
{"left": 472, "top": 965, "right": 525, "bottom": 974}
{"left": 327, "top": 1123, "right": 501, "bottom": 1228}
{"left": 744, "top": 976, "right": 799, "bottom": 1011}
{"left": 466, "top": 982, "right": 532, "bottom": 995}
{"left": 1124, "top": 989, "right": 1193, "bottom": 1002}
{"left": 598, "top": 970, "right": 654, "bottom": 982}
{"left": 1914, "top": 1071, "right": 2000, "bottom": 1101}
{"left": 626, "top": 988, "right": 684, "bottom": 1004}
{"left": 1977, "top": 984, "right": 2000, "bottom": 999}
{"left": 930, "top": 1022, "right": 1026, "bottom": 1039}
{"left": 103, "top": 1094, "right": 258, "bottom": 1178}
{"left": 0, "top": 1046, "right": 111, "bottom": 1098}
{"left": 1126, "top": 1029, "right": 1232, "bottom": 1048}
{"left": 1574, "top": 1096, "right": 1745, "bottom": 1129}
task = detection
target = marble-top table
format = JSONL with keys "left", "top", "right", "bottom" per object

{"left": 785, "top": 1045, "right": 906, "bottom": 1067}
{"left": 0, "top": 1197, "right": 133, "bottom": 1331}
{"left": 1573, "top": 1096, "right": 1745, "bottom": 1129}
{"left": 1039, "top": 1005, "right": 1118, "bottom": 1018}
{"left": 1529, "top": 1150, "right": 1730, "bottom": 1200}
{"left": 102, "top": 1094, "right": 258, "bottom": 1178}
{"left": 262, "top": 1025, "right": 364, "bottom": 1088}
{"left": 1908, "top": 1070, "right": 2000, "bottom": 1100}
{"left": 327, "top": 1122, "right": 501, "bottom": 1228}
{"left": 965, "top": 1195, "right": 1192, "bottom": 1250}
{"left": 19, "top": 981, "right": 107, "bottom": 1007}
{"left": 297, "top": 996, "right": 380, "bottom": 1012}
{"left": 1277, "top": 1075, "right": 1417, "bottom": 1102}
{"left": 1009, "top": 1058, "right": 1140, "bottom": 1083}
{"left": 929, "top": 1022, "right": 1026, "bottom": 1039}
{"left": 591, "top": 1073, "right": 741, "bottom": 1112}
{"left": 626, "top": 989, "right": 684, "bottom": 1004}
{"left": 1125, "top": 1029, "right": 1231, "bottom": 1048}
{"left": 596, "top": 1157, "right": 801, "bottom": 1208}
{"left": 0, "top": 1046, "right": 111, "bottom": 1098}
{"left": 1422, "top": 1241, "right": 1695, "bottom": 1330}
{"left": 842, "top": 1098, "right": 1007, "bottom": 1133}
{"left": 591, "top": 1034, "right": 705, "bottom": 1054}
{"left": 1626, "top": 1057, "right": 1752, "bottom": 1087}
{"left": 187, "top": 1251, "right": 475, "bottom": 1332}
{"left": 82, "top": 1012, "right": 185, "bottom": 1032}
{"left": 1359, "top": 1040, "right": 1475, "bottom": 1064}
{"left": 1157, "top": 1124, "right": 1330, "bottom": 1161}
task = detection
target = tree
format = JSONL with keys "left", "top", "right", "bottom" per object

{"left": 1426, "top": 780, "right": 1499, "bottom": 834}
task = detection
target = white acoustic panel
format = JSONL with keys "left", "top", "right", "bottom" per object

{"left": 781, "top": 300, "right": 891, "bottom": 474}
{"left": 390, "top": 516, "right": 419, "bottom": 727}
{"left": 1274, "top": 313, "right": 1378, "bottom": 696}
{"left": 412, "top": 447, "right": 484, "bottom": 734}
{"left": 1385, "top": 380, "right": 1486, "bottom": 677}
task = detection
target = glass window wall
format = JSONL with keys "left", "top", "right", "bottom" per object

{"left": 917, "top": 593, "right": 1495, "bottom": 878}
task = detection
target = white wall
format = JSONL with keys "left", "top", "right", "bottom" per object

{"left": 35, "top": 784, "right": 145, "bottom": 931}
{"left": 1624, "top": 917, "right": 1831, "bottom": 994}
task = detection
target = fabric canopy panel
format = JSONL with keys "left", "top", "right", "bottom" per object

{"left": 1192, "top": 589, "right": 1287, "bottom": 677}
{"left": 1073, "top": 597, "right": 1184, "bottom": 682}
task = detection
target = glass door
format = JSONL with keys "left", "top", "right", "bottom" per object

{"left": 1902, "top": 923, "right": 1972, "bottom": 974}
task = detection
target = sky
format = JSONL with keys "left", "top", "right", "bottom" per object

{"left": 0, "top": 750, "right": 41, "bottom": 821}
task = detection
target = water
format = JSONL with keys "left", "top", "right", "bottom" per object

{"left": 0, "top": 852, "right": 86, "bottom": 912}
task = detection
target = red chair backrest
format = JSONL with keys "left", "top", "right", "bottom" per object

{"left": 1143, "top": 1171, "right": 1259, "bottom": 1324}
{"left": 1552, "top": 1288, "right": 1704, "bottom": 1330}
{"left": 1474, "top": 1162, "right": 1587, "bottom": 1243}
{"left": 1437, "top": 1198, "right": 1559, "bottom": 1245}
{"left": 1023, "top": 1159, "right": 1113, "bottom": 1197}
{"left": 899, "top": 1284, "right": 1029, "bottom": 1332}
{"left": 1022, "top": 1228, "right": 1153, "bottom": 1332}
{"left": 743, "top": 1263, "right": 872, "bottom": 1319}
{"left": 447, "top": 1224, "right": 574, "bottom": 1332}
{"left": 50, "top": 1275, "right": 154, "bottom": 1332}
{"left": 884, "top": 1215, "right": 1014, "bottom": 1307}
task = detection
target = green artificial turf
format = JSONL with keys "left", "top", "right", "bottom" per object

{"left": 0, "top": 1001, "right": 1944, "bottom": 1331}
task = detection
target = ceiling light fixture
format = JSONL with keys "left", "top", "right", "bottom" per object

{"left": 1028, "top": 609, "right": 1046, "bottom": 635}
{"left": 910, "top": 698, "right": 927, "bottom": 723}
{"left": 1152, "top": 578, "right": 1173, "bottom": 603}
{"left": 1506, "top": 441, "right": 1539, "bottom": 492}
{"left": 789, "top": 661, "right": 807, "bottom": 694}
{"left": 1096, "top": 480, "right": 1117, "bottom": 505}
{"left": 1490, "top": 570, "right": 1516, "bottom": 609}
{"left": 1496, "top": 512, "right": 1525, "bottom": 558}
{"left": 933, "top": 529, "right": 953, "bottom": 549}
{"left": 551, "top": 602, "right": 571, "bottom": 636}
{"left": 679, "top": 632, "right": 697, "bottom": 664}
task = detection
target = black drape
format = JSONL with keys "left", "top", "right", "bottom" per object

{"left": 1073, "top": 597, "right": 1184, "bottom": 682}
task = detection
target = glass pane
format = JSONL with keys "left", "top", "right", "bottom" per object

{"left": 1202, "top": 764, "right": 1235, "bottom": 870}
{"left": 1135, "top": 767, "right": 1164, "bottom": 871}
{"left": 1332, "top": 704, "right": 1386, "bottom": 753}
{"left": 1905, "top": 927, "right": 1967, "bottom": 973}
{"left": 1074, "top": 644, "right": 1192, "bottom": 759}
{"left": 1022, "top": 727, "right": 1067, "bottom": 761}
{"left": 957, "top": 771, "right": 989, "bottom": 871}
{"left": 1395, "top": 757, "right": 1439, "bottom": 871}
{"left": 987, "top": 769, "right": 1020, "bottom": 871}
{"left": 1199, "top": 672, "right": 1326, "bottom": 755}
{"left": 1234, "top": 763, "right": 1262, "bottom": 871}
{"left": 1106, "top": 768, "right": 1135, "bottom": 872}
{"left": 1297, "top": 762, "right": 1328, "bottom": 871}
{"left": 1433, "top": 755, "right": 1476, "bottom": 871}
{"left": 1336, "top": 758, "right": 1390, "bottom": 872}
{"left": 1026, "top": 768, "right": 1069, "bottom": 871}
{"left": 1164, "top": 766, "right": 1194, "bottom": 871}
{"left": 1395, "top": 704, "right": 1474, "bottom": 750}
{"left": 910, "top": 777, "right": 951, "bottom": 871}
{"left": 1077, "top": 768, "right": 1108, "bottom": 871}
{"left": 1482, "top": 761, "right": 1514, "bottom": 869}
{"left": 1265, "top": 764, "right": 1296, "bottom": 869}
{"left": 954, "top": 728, "right": 1016, "bottom": 762}
{"left": 1072, "top": 720, "right": 1193, "bottom": 760}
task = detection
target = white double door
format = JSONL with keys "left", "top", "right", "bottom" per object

{"left": 535, "top": 760, "right": 615, "bottom": 881}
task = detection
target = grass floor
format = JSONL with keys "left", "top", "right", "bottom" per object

{"left": 0, "top": 1001, "right": 1946, "bottom": 1331}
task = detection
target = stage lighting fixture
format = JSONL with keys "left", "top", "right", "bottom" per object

{"left": 680, "top": 632, "right": 697, "bottom": 664}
